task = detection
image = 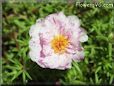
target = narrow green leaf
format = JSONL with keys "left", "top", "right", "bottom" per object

{"left": 109, "top": 75, "right": 114, "bottom": 84}
{"left": 70, "top": 80, "right": 86, "bottom": 85}
{"left": 108, "top": 43, "right": 112, "bottom": 57}
{"left": 5, "top": 65, "right": 19, "bottom": 70}
{"left": 11, "top": 70, "right": 22, "bottom": 81}
{"left": 95, "top": 66, "right": 101, "bottom": 73}
{"left": 73, "top": 62, "right": 82, "bottom": 77}
{"left": 95, "top": 73, "right": 99, "bottom": 84}
{"left": 22, "top": 71, "right": 26, "bottom": 83}
{"left": 25, "top": 71, "right": 32, "bottom": 80}
{"left": 90, "top": 78, "right": 94, "bottom": 84}
{"left": 96, "top": 36, "right": 108, "bottom": 41}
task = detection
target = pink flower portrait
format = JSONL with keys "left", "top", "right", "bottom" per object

{"left": 29, "top": 12, "right": 88, "bottom": 70}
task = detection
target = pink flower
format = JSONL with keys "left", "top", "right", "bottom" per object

{"left": 29, "top": 12, "right": 88, "bottom": 70}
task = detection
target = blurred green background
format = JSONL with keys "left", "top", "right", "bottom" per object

{"left": 2, "top": 1, "right": 114, "bottom": 85}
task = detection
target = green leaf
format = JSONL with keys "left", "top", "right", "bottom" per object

{"left": 70, "top": 80, "right": 86, "bottom": 85}
{"left": 96, "top": 35, "right": 108, "bottom": 41}
{"left": 108, "top": 43, "right": 112, "bottom": 57}
{"left": 73, "top": 62, "right": 83, "bottom": 77}
{"left": 11, "top": 70, "right": 22, "bottom": 81}
{"left": 90, "top": 78, "right": 94, "bottom": 84}
{"left": 25, "top": 71, "right": 32, "bottom": 80}
{"left": 109, "top": 75, "right": 114, "bottom": 84}
{"left": 22, "top": 71, "right": 26, "bottom": 83}
{"left": 95, "top": 66, "right": 101, "bottom": 73}
{"left": 5, "top": 65, "right": 19, "bottom": 70}
{"left": 95, "top": 73, "right": 99, "bottom": 84}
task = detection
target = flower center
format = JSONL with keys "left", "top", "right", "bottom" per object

{"left": 51, "top": 35, "right": 69, "bottom": 54}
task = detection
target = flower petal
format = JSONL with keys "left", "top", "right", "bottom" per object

{"left": 41, "top": 53, "right": 72, "bottom": 69}
{"left": 46, "top": 12, "right": 67, "bottom": 29}
{"left": 78, "top": 28, "right": 88, "bottom": 42}
{"left": 42, "top": 45, "right": 54, "bottom": 56}
{"left": 67, "top": 15, "right": 80, "bottom": 28}
{"left": 29, "top": 19, "right": 44, "bottom": 37}
{"left": 29, "top": 38, "right": 41, "bottom": 62}
{"left": 42, "top": 54, "right": 60, "bottom": 69}
{"left": 80, "top": 34, "right": 88, "bottom": 42}
{"left": 72, "top": 50, "right": 85, "bottom": 61}
{"left": 57, "top": 54, "right": 72, "bottom": 69}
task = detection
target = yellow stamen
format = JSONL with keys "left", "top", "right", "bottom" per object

{"left": 51, "top": 35, "right": 69, "bottom": 54}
